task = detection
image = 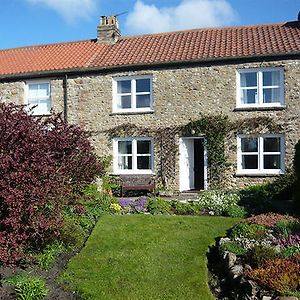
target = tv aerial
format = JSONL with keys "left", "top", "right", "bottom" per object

{"left": 114, "top": 11, "right": 128, "bottom": 18}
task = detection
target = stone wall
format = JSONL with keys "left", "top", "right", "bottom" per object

{"left": 1, "top": 59, "right": 300, "bottom": 190}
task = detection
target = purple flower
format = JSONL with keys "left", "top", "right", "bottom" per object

{"left": 135, "top": 196, "right": 147, "bottom": 212}
{"left": 119, "top": 198, "right": 135, "bottom": 209}
{"left": 118, "top": 196, "right": 147, "bottom": 213}
{"left": 278, "top": 234, "right": 300, "bottom": 247}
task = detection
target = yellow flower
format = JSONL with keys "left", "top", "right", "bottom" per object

{"left": 110, "top": 203, "right": 122, "bottom": 213}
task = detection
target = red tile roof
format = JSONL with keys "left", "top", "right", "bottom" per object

{"left": 1, "top": 22, "right": 300, "bottom": 77}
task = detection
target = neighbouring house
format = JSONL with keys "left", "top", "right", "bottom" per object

{"left": 0, "top": 15, "right": 300, "bottom": 192}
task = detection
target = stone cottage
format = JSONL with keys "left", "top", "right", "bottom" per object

{"left": 0, "top": 16, "right": 300, "bottom": 191}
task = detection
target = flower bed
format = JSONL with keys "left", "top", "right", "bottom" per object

{"left": 215, "top": 213, "right": 300, "bottom": 299}
{"left": 109, "top": 192, "right": 247, "bottom": 217}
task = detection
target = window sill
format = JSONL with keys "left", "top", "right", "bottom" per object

{"left": 235, "top": 172, "right": 284, "bottom": 177}
{"left": 30, "top": 113, "right": 52, "bottom": 117}
{"left": 234, "top": 105, "right": 286, "bottom": 112}
{"left": 110, "top": 110, "right": 154, "bottom": 116}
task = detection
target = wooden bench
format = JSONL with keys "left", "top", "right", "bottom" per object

{"left": 119, "top": 175, "right": 155, "bottom": 196}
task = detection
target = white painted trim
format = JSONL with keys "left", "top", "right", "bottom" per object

{"left": 179, "top": 137, "right": 208, "bottom": 191}
{"left": 25, "top": 79, "right": 52, "bottom": 115}
{"left": 113, "top": 137, "right": 154, "bottom": 175}
{"left": 112, "top": 75, "right": 154, "bottom": 113}
{"left": 236, "top": 67, "right": 284, "bottom": 108}
{"left": 236, "top": 134, "right": 285, "bottom": 175}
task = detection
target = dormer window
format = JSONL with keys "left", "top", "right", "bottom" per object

{"left": 237, "top": 68, "right": 284, "bottom": 108}
{"left": 113, "top": 76, "right": 153, "bottom": 113}
{"left": 26, "top": 80, "right": 51, "bottom": 115}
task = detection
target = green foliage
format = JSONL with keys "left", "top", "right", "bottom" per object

{"left": 274, "top": 220, "right": 300, "bottom": 237}
{"left": 170, "top": 201, "right": 200, "bottom": 215}
{"left": 219, "top": 241, "right": 247, "bottom": 256}
{"left": 247, "top": 245, "right": 278, "bottom": 267}
{"left": 84, "top": 193, "right": 113, "bottom": 218}
{"left": 79, "top": 185, "right": 115, "bottom": 230}
{"left": 3, "top": 273, "right": 48, "bottom": 300}
{"left": 59, "top": 214, "right": 86, "bottom": 248}
{"left": 224, "top": 205, "right": 247, "bottom": 218}
{"left": 183, "top": 114, "right": 231, "bottom": 188}
{"left": 281, "top": 246, "right": 300, "bottom": 258}
{"left": 246, "top": 256, "right": 300, "bottom": 294}
{"left": 35, "top": 241, "right": 67, "bottom": 270}
{"left": 198, "top": 190, "right": 241, "bottom": 215}
{"left": 239, "top": 184, "right": 273, "bottom": 215}
{"left": 267, "top": 172, "right": 296, "bottom": 201}
{"left": 102, "top": 175, "right": 120, "bottom": 196}
{"left": 147, "top": 198, "right": 172, "bottom": 214}
{"left": 228, "top": 223, "right": 267, "bottom": 239}
{"left": 240, "top": 174, "right": 296, "bottom": 216}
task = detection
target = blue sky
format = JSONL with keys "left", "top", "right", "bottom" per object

{"left": 0, "top": 0, "right": 298, "bottom": 49}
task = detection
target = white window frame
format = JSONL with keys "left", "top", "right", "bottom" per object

{"left": 237, "top": 134, "right": 285, "bottom": 175}
{"left": 236, "top": 67, "right": 284, "bottom": 108}
{"left": 25, "top": 79, "right": 51, "bottom": 115}
{"left": 112, "top": 75, "right": 153, "bottom": 113}
{"left": 113, "top": 137, "right": 154, "bottom": 174}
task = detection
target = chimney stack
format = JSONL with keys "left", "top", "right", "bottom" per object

{"left": 97, "top": 16, "right": 121, "bottom": 44}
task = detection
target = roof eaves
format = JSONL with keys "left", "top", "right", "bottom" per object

{"left": 1, "top": 51, "right": 300, "bottom": 81}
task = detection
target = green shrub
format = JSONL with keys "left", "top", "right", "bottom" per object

{"left": 3, "top": 273, "right": 48, "bottom": 300}
{"left": 246, "top": 255, "right": 300, "bottom": 294}
{"left": 275, "top": 220, "right": 300, "bottom": 237}
{"left": 81, "top": 184, "right": 114, "bottom": 216}
{"left": 239, "top": 184, "right": 273, "bottom": 215}
{"left": 247, "top": 245, "right": 278, "bottom": 267}
{"left": 102, "top": 175, "right": 120, "bottom": 196}
{"left": 224, "top": 205, "right": 247, "bottom": 218}
{"left": 147, "top": 198, "right": 172, "bottom": 214}
{"left": 198, "top": 190, "right": 241, "bottom": 215}
{"left": 59, "top": 214, "right": 86, "bottom": 248}
{"left": 267, "top": 172, "right": 295, "bottom": 201}
{"left": 228, "top": 223, "right": 267, "bottom": 239}
{"left": 219, "top": 241, "right": 247, "bottom": 256}
{"left": 35, "top": 241, "right": 67, "bottom": 270}
{"left": 281, "top": 245, "right": 300, "bottom": 258}
{"left": 171, "top": 201, "right": 200, "bottom": 215}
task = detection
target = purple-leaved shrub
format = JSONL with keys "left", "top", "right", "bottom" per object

{"left": 0, "top": 103, "right": 102, "bottom": 265}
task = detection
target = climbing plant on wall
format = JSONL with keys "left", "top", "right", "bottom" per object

{"left": 103, "top": 114, "right": 285, "bottom": 190}
{"left": 183, "top": 113, "right": 231, "bottom": 189}
{"left": 104, "top": 124, "right": 181, "bottom": 189}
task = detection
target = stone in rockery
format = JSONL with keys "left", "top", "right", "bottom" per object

{"left": 224, "top": 251, "right": 237, "bottom": 269}
{"left": 229, "top": 264, "right": 243, "bottom": 279}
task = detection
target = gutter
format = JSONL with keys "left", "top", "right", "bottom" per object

{"left": 1, "top": 52, "right": 300, "bottom": 81}
{"left": 63, "top": 74, "right": 68, "bottom": 122}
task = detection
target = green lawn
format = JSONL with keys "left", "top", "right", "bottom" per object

{"left": 61, "top": 215, "right": 238, "bottom": 300}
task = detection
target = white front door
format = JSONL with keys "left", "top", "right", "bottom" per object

{"left": 179, "top": 138, "right": 195, "bottom": 191}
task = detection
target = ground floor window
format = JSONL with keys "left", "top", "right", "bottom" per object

{"left": 237, "top": 134, "right": 285, "bottom": 175}
{"left": 113, "top": 138, "right": 153, "bottom": 174}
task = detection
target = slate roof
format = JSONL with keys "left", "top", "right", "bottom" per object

{"left": 1, "top": 21, "right": 300, "bottom": 77}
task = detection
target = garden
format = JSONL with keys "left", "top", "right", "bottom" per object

{"left": 0, "top": 104, "right": 299, "bottom": 299}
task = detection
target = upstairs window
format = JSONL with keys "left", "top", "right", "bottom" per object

{"left": 237, "top": 134, "right": 285, "bottom": 175}
{"left": 237, "top": 68, "right": 284, "bottom": 108}
{"left": 113, "top": 76, "right": 153, "bottom": 112}
{"left": 26, "top": 81, "right": 51, "bottom": 115}
{"left": 113, "top": 138, "right": 153, "bottom": 174}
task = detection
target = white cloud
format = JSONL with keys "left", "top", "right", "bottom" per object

{"left": 125, "top": 0, "right": 238, "bottom": 35}
{"left": 27, "top": 0, "right": 96, "bottom": 22}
